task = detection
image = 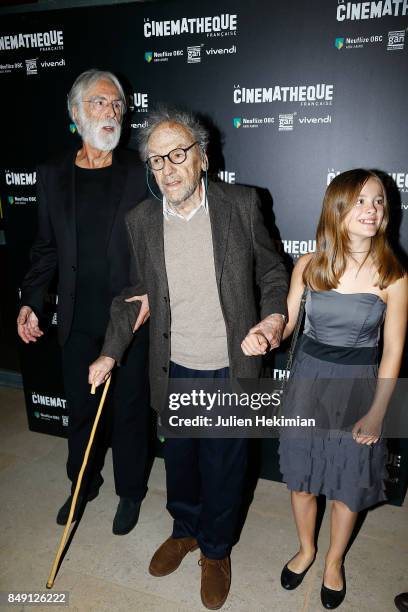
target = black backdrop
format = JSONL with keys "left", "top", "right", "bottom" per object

{"left": 1, "top": 0, "right": 407, "bottom": 503}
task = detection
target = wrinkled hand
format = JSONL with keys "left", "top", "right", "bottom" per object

{"left": 125, "top": 294, "right": 150, "bottom": 332}
{"left": 88, "top": 356, "right": 115, "bottom": 389}
{"left": 352, "top": 412, "right": 382, "bottom": 445}
{"left": 17, "top": 306, "right": 44, "bottom": 343}
{"left": 241, "top": 332, "right": 269, "bottom": 356}
{"left": 248, "top": 314, "right": 285, "bottom": 351}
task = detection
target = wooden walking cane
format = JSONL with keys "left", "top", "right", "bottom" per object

{"left": 46, "top": 376, "right": 111, "bottom": 589}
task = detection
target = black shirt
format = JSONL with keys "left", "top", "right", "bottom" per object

{"left": 71, "top": 164, "right": 114, "bottom": 338}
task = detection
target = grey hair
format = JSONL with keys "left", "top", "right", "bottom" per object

{"left": 67, "top": 69, "right": 126, "bottom": 121}
{"left": 138, "top": 106, "right": 209, "bottom": 161}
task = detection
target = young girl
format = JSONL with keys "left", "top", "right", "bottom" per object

{"left": 278, "top": 169, "right": 407, "bottom": 609}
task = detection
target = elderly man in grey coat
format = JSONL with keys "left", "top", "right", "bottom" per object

{"left": 89, "top": 107, "right": 288, "bottom": 609}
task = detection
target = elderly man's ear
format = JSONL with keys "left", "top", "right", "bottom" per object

{"left": 71, "top": 105, "right": 79, "bottom": 124}
{"left": 201, "top": 153, "right": 209, "bottom": 172}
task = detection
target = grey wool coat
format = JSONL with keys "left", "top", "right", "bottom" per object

{"left": 102, "top": 180, "right": 289, "bottom": 414}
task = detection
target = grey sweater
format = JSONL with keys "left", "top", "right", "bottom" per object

{"left": 164, "top": 206, "right": 229, "bottom": 370}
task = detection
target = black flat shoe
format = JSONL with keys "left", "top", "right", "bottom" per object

{"left": 281, "top": 554, "right": 316, "bottom": 590}
{"left": 321, "top": 565, "right": 346, "bottom": 609}
{"left": 112, "top": 498, "right": 142, "bottom": 535}
{"left": 56, "top": 486, "right": 100, "bottom": 525}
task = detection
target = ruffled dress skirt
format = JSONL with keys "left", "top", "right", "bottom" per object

{"left": 278, "top": 339, "right": 388, "bottom": 512}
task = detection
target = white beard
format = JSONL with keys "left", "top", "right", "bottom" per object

{"left": 76, "top": 106, "right": 121, "bottom": 151}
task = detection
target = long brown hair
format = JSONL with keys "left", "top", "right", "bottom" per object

{"left": 303, "top": 169, "right": 404, "bottom": 290}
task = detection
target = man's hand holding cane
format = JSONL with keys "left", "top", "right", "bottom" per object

{"left": 88, "top": 293, "right": 150, "bottom": 388}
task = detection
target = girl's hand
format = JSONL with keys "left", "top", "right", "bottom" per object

{"left": 352, "top": 411, "right": 383, "bottom": 445}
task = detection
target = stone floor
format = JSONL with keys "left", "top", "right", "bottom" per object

{"left": 0, "top": 386, "right": 407, "bottom": 612}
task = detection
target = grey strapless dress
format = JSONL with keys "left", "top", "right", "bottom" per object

{"left": 278, "top": 290, "right": 388, "bottom": 512}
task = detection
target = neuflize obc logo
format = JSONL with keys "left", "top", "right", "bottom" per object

{"left": 69, "top": 123, "right": 77, "bottom": 134}
{"left": 145, "top": 51, "right": 153, "bottom": 63}
{"left": 233, "top": 117, "right": 242, "bottom": 128}
{"left": 335, "top": 37, "right": 345, "bottom": 49}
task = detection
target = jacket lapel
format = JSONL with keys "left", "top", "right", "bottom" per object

{"left": 106, "top": 149, "right": 128, "bottom": 252}
{"left": 144, "top": 198, "right": 170, "bottom": 293}
{"left": 61, "top": 148, "right": 77, "bottom": 255}
{"left": 208, "top": 181, "right": 232, "bottom": 285}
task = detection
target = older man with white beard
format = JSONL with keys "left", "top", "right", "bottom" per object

{"left": 17, "top": 69, "right": 150, "bottom": 535}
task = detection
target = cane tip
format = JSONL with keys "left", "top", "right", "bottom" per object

{"left": 46, "top": 581, "right": 53, "bottom": 589}
{"left": 91, "top": 382, "right": 96, "bottom": 395}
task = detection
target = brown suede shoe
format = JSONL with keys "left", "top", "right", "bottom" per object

{"left": 149, "top": 536, "right": 199, "bottom": 577}
{"left": 199, "top": 554, "right": 231, "bottom": 610}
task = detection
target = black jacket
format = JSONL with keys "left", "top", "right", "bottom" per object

{"left": 21, "top": 147, "right": 146, "bottom": 346}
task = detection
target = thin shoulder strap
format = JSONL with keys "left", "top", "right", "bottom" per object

{"left": 280, "top": 287, "right": 308, "bottom": 395}
{"left": 286, "top": 287, "right": 308, "bottom": 373}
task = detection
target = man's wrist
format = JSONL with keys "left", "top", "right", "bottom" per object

{"left": 100, "top": 355, "right": 116, "bottom": 364}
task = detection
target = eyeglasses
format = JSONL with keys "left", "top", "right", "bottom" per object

{"left": 83, "top": 96, "right": 124, "bottom": 115}
{"left": 146, "top": 141, "right": 199, "bottom": 171}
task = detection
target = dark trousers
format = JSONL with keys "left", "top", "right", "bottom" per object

{"left": 163, "top": 361, "right": 248, "bottom": 559}
{"left": 61, "top": 324, "right": 150, "bottom": 501}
